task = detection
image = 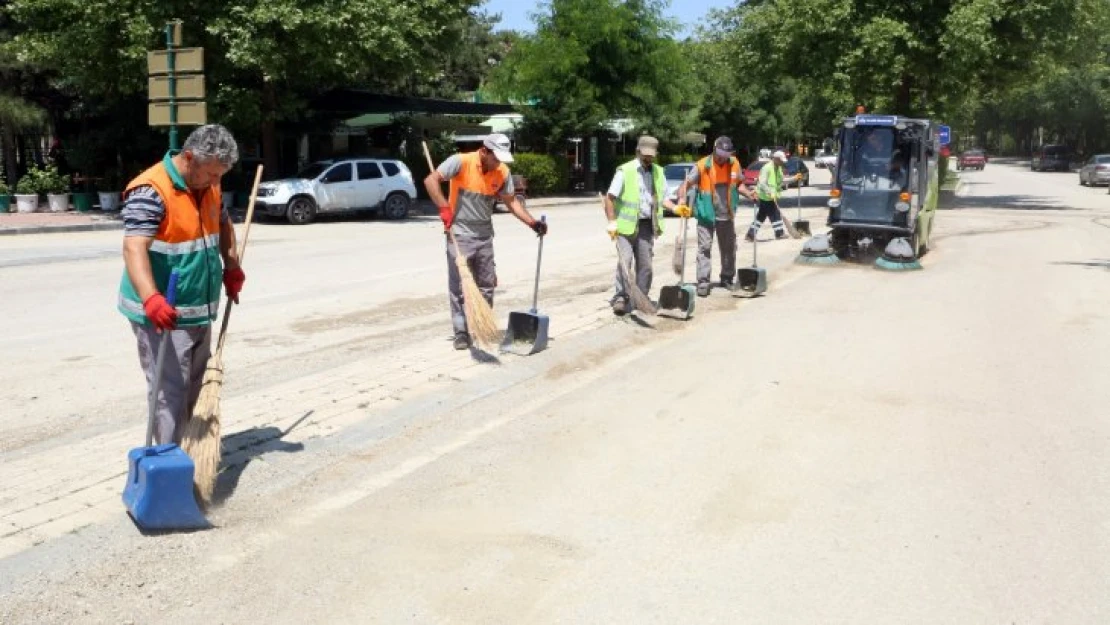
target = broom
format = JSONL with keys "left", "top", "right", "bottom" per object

{"left": 421, "top": 141, "right": 501, "bottom": 348}
{"left": 181, "top": 164, "right": 263, "bottom": 508}
{"left": 602, "top": 194, "right": 656, "bottom": 315}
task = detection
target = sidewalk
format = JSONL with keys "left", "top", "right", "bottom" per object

{"left": 0, "top": 210, "right": 123, "bottom": 236}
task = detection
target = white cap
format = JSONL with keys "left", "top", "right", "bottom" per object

{"left": 772, "top": 150, "right": 787, "bottom": 161}
{"left": 483, "top": 133, "right": 514, "bottom": 163}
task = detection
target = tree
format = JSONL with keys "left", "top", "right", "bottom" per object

{"left": 489, "top": 0, "right": 692, "bottom": 149}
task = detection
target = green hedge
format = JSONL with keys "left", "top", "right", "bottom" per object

{"left": 512, "top": 153, "right": 571, "bottom": 195}
{"left": 938, "top": 154, "right": 950, "bottom": 184}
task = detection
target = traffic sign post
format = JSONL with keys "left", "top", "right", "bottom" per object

{"left": 147, "top": 21, "right": 206, "bottom": 150}
{"left": 937, "top": 125, "right": 951, "bottom": 147}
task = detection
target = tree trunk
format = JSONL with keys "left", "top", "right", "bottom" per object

{"left": 261, "top": 81, "right": 279, "bottom": 178}
{"left": 895, "top": 74, "right": 913, "bottom": 115}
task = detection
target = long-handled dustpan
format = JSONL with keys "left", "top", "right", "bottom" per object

{"left": 794, "top": 182, "right": 810, "bottom": 236}
{"left": 501, "top": 215, "right": 549, "bottom": 355}
{"left": 122, "top": 270, "right": 209, "bottom": 531}
{"left": 737, "top": 201, "right": 768, "bottom": 297}
{"left": 658, "top": 215, "right": 695, "bottom": 319}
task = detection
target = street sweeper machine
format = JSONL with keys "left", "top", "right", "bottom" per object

{"left": 797, "top": 114, "right": 939, "bottom": 270}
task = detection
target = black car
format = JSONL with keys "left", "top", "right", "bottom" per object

{"left": 1032, "top": 145, "right": 1071, "bottom": 172}
{"left": 783, "top": 156, "right": 810, "bottom": 187}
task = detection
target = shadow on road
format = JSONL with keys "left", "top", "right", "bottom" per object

{"left": 951, "top": 194, "right": 1078, "bottom": 211}
{"left": 211, "top": 411, "right": 311, "bottom": 506}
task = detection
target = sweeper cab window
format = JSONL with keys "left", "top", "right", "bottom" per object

{"left": 838, "top": 126, "right": 911, "bottom": 190}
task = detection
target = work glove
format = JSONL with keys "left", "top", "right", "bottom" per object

{"left": 143, "top": 293, "right": 178, "bottom": 332}
{"left": 675, "top": 204, "right": 692, "bottom": 219}
{"left": 606, "top": 220, "right": 618, "bottom": 241}
{"left": 438, "top": 204, "right": 454, "bottom": 231}
{"left": 529, "top": 219, "right": 548, "bottom": 237}
{"left": 223, "top": 266, "right": 246, "bottom": 304}
{"left": 794, "top": 173, "right": 803, "bottom": 181}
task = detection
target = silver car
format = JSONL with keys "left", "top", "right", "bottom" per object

{"left": 1079, "top": 154, "right": 1110, "bottom": 187}
{"left": 255, "top": 158, "right": 417, "bottom": 225}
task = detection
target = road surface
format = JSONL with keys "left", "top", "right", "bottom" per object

{"left": 1, "top": 162, "right": 1107, "bottom": 623}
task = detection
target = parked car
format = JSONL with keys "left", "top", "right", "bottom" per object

{"left": 1031, "top": 144, "right": 1071, "bottom": 172}
{"left": 254, "top": 158, "right": 417, "bottom": 225}
{"left": 742, "top": 160, "right": 767, "bottom": 188}
{"left": 957, "top": 149, "right": 987, "bottom": 171}
{"left": 1079, "top": 154, "right": 1110, "bottom": 186}
{"left": 664, "top": 162, "right": 696, "bottom": 214}
{"left": 814, "top": 150, "right": 838, "bottom": 170}
{"left": 783, "top": 156, "right": 810, "bottom": 187}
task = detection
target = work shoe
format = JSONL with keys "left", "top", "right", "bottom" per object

{"left": 744, "top": 233, "right": 755, "bottom": 243}
{"left": 722, "top": 280, "right": 739, "bottom": 292}
{"left": 696, "top": 283, "right": 710, "bottom": 297}
{"left": 775, "top": 232, "right": 787, "bottom": 240}
{"left": 453, "top": 332, "right": 472, "bottom": 350}
{"left": 611, "top": 298, "right": 629, "bottom": 316}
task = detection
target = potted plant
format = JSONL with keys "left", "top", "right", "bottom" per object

{"left": 13, "top": 172, "right": 39, "bottom": 213}
{"left": 0, "top": 177, "right": 11, "bottom": 213}
{"left": 99, "top": 171, "right": 123, "bottom": 211}
{"left": 38, "top": 165, "right": 70, "bottom": 212}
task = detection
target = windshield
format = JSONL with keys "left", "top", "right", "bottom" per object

{"left": 296, "top": 163, "right": 329, "bottom": 180}
{"left": 664, "top": 165, "right": 691, "bottom": 181}
{"left": 837, "top": 126, "right": 910, "bottom": 189}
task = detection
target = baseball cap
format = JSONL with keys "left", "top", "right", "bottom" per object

{"left": 483, "top": 133, "right": 514, "bottom": 163}
{"left": 636, "top": 135, "right": 659, "bottom": 157}
{"left": 772, "top": 150, "right": 787, "bottom": 161}
{"left": 714, "top": 136, "right": 735, "bottom": 155}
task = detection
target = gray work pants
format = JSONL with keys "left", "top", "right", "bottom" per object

{"left": 613, "top": 218, "right": 655, "bottom": 303}
{"left": 697, "top": 220, "right": 737, "bottom": 285}
{"left": 132, "top": 322, "right": 212, "bottom": 445}
{"left": 446, "top": 233, "right": 496, "bottom": 334}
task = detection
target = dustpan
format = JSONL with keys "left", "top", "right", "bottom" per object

{"left": 501, "top": 215, "right": 549, "bottom": 355}
{"left": 659, "top": 214, "right": 695, "bottom": 318}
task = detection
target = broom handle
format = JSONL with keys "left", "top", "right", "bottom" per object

{"left": 797, "top": 182, "right": 802, "bottom": 220}
{"left": 530, "top": 215, "right": 545, "bottom": 312}
{"left": 423, "top": 141, "right": 468, "bottom": 263}
{"left": 214, "top": 164, "right": 264, "bottom": 356}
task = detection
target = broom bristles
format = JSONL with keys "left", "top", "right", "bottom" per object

{"left": 455, "top": 255, "right": 501, "bottom": 347}
{"left": 181, "top": 355, "right": 225, "bottom": 508}
{"left": 617, "top": 256, "right": 656, "bottom": 315}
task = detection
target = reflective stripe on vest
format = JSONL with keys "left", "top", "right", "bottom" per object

{"left": 448, "top": 152, "right": 508, "bottom": 238}
{"left": 117, "top": 161, "right": 224, "bottom": 326}
{"left": 615, "top": 160, "right": 666, "bottom": 236}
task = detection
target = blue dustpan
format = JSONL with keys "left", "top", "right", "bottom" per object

{"left": 121, "top": 271, "right": 208, "bottom": 531}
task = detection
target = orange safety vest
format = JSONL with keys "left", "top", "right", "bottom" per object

{"left": 698, "top": 156, "right": 741, "bottom": 205}
{"left": 447, "top": 152, "right": 509, "bottom": 238}
{"left": 117, "top": 157, "right": 224, "bottom": 326}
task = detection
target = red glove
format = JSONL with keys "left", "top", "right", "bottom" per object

{"left": 223, "top": 266, "right": 246, "bottom": 304}
{"left": 143, "top": 293, "right": 178, "bottom": 331}
{"left": 439, "top": 204, "right": 454, "bottom": 231}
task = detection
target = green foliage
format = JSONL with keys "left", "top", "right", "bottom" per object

{"left": 19, "top": 164, "right": 69, "bottom": 194}
{"left": 938, "top": 154, "right": 950, "bottom": 184}
{"left": 511, "top": 153, "right": 570, "bottom": 195}
{"left": 14, "top": 172, "right": 38, "bottom": 195}
{"left": 0, "top": 176, "right": 9, "bottom": 195}
{"left": 490, "top": 0, "right": 691, "bottom": 148}
{"left": 658, "top": 153, "right": 699, "bottom": 166}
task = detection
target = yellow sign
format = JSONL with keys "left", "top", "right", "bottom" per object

{"left": 148, "top": 101, "right": 207, "bottom": 126}
{"left": 148, "top": 75, "right": 205, "bottom": 100}
{"left": 147, "top": 48, "right": 204, "bottom": 74}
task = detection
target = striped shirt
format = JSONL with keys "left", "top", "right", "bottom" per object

{"left": 122, "top": 185, "right": 229, "bottom": 237}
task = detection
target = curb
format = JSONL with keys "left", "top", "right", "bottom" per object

{"left": 0, "top": 221, "right": 124, "bottom": 236}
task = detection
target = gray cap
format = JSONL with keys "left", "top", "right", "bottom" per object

{"left": 483, "top": 133, "right": 513, "bottom": 163}
{"left": 636, "top": 135, "right": 659, "bottom": 157}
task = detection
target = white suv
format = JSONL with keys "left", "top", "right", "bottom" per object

{"left": 255, "top": 158, "right": 417, "bottom": 225}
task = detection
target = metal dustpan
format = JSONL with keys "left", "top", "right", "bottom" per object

{"left": 793, "top": 183, "right": 811, "bottom": 236}
{"left": 659, "top": 215, "right": 695, "bottom": 318}
{"left": 121, "top": 271, "right": 208, "bottom": 531}
{"left": 736, "top": 201, "right": 768, "bottom": 297}
{"left": 501, "top": 215, "right": 549, "bottom": 355}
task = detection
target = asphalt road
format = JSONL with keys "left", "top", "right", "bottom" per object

{"left": 1, "top": 162, "right": 1108, "bottom": 623}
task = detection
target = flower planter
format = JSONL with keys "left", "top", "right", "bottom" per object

{"left": 98, "top": 191, "right": 121, "bottom": 211}
{"left": 73, "top": 192, "right": 95, "bottom": 212}
{"left": 0, "top": 195, "right": 11, "bottom": 213}
{"left": 15, "top": 194, "right": 38, "bottom": 213}
{"left": 46, "top": 193, "right": 70, "bottom": 212}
